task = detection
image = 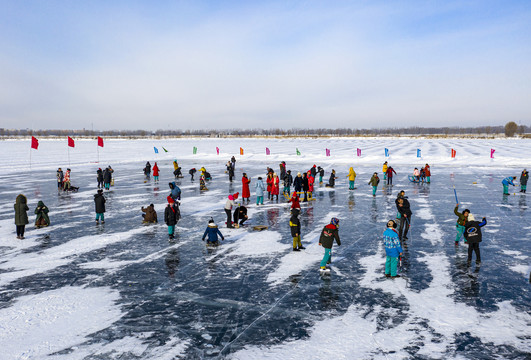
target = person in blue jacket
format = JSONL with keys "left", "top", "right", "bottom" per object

{"left": 383, "top": 220, "right": 403, "bottom": 278}
{"left": 502, "top": 176, "right": 516, "bottom": 195}
{"left": 202, "top": 219, "right": 225, "bottom": 246}
{"left": 169, "top": 182, "right": 181, "bottom": 201}
{"left": 255, "top": 177, "right": 265, "bottom": 205}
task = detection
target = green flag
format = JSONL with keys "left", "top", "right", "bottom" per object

{"left": 162, "top": 147, "right": 168, "bottom": 153}
{"left": 296, "top": 148, "right": 301, "bottom": 156}
{"left": 193, "top": 146, "right": 197, "bottom": 154}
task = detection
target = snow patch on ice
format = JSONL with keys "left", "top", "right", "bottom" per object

{"left": 0, "top": 286, "right": 123, "bottom": 359}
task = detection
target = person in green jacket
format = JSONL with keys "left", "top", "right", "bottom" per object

{"left": 14, "top": 194, "right": 29, "bottom": 239}
{"left": 35, "top": 201, "right": 50, "bottom": 228}
{"left": 368, "top": 172, "right": 380, "bottom": 196}
{"left": 454, "top": 203, "right": 470, "bottom": 245}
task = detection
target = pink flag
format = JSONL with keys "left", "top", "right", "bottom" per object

{"left": 216, "top": 147, "right": 219, "bottom": 155}
{"left": 326, "top": 149, "right": 330, "bottom": 157}
{"left": 266, "top": 147, "right": 270, "bottom": 155}
{"left": 357, "top": 148, "right": 361, "bottom": 157}
{"left": 490, "top": 149, "right": 495, "bottom": 158}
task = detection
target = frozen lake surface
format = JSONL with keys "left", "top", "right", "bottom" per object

{"left": 0, "top": 137, "right": 529, "bottom": 359}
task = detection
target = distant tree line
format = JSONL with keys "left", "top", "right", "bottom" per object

{"left": 0, "top": 122, "right": 528, "bottom": 138}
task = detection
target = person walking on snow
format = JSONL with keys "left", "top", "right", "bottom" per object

{"left": 502, "top": 176, "right": 516, "bottom": 195}
{"left": 94, "top": 189, "right": 106, "bottom": 224}
{"left": 103, "top": 167, "right": 113, "bottom": 190}
{"left": 520, "top": 169, "right": 528, "bottom": 193}
{"left": 242, "top": 173, "right": 251, "bottom": 202}
{"left": 463, "top": 214, "right": 487, "bottom": 264}
{"left": 202, "top": 219, "right": 225, "bottom": 246}
{"left": 302, "top": 172, "right": 309, "bottom": 202}
{"left": 307, "top": 171, "right": 315, "bottom": 198}
{"left": 347, "top": 167, "right": 356, "bottom": 190}
{"left": 368, "top": 172, "right": 380, "bottom": 197}
{"left": 255, "top": 177, "right": 265, "bottom": 205}
{"left": 164, "top": 196, "right": 180, "bottom": 240}
{"left": 382, "top": 162, "right": 388, "bottom": 180}
{"left": 14, "top": 194, "right": 29, "bottom": 239}
{"left": 318, "top": 166, "right": 325, "bottom": 184}
{"left": 144, "top": 162, "right": 151, "bottom": 177}
{"left": 383, "top": 220, "right": 403, "bottom": 278}
{"left": 293, "top": 172, "right": 303, "bottom": 194}
{"left": 386, "top": 166, "right": 397, "bottom": 186}
{"left": 56, "top": 168, "right": 64, "bottom": 190}
{"left": 319, "top": 218, "right": 341, "bottom": 271}
{"left": 290, "top": 208, "right": 305, "bottom": 251}
{"left": 225, "top": 193, "right": 238, "bottom": 228}
{"left": 454, "top": 203, "right": 470, "bottom": 245}
{"left": 266, "top": 171, "right": 274, "bottom": 200}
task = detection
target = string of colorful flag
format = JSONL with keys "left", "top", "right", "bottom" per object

{"left": 27, "top": 137, "right": 497, "bottom": 160}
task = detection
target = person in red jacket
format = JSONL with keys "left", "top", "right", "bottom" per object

{"left": 307, "top": 171, "right": 315, "bottom": 198}
{"left": 386, "top": 166, "right": 397, "bottom": 186}
{"left": 266, "top": 172, "right": 274, "bottom": 200}
{"left": 152, "top": 162, "right": 160, "bottom": 183}
{"left": 241, "top": 173, "right": 251, "bottom": 203}
{"left": 424, "top": 164, "right": 431, "bottom": 183}
{"left": 271, "top": 173, "right": 280, "bottom": 201}
{"left": 289, "top": 191, "right": 301, "bottom": 210}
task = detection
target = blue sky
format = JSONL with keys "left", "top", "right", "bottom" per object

{"left": 1, "top": 0, "right": 530, "bottom": 130}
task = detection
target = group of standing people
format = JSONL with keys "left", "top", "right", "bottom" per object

{"left": 96, "top": 166, "right": 114, "bottom": 189}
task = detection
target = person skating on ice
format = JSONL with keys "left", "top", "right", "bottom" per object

{"left": 293, "top": 172, "right": 303, "bottom": 195}
{"left": 283, "top": 170, "right": 293, "bottom": 196}
{"left": 386, "top": 166, "right": 397, "bottom": 186}
{"left": 202, "top": 219, "right": 225, "bottom": 246}
{"left": 56, "top": 168, "right": 64, "bottom": 190}
{"left": 383, "top": 220, "right": 403, "bottom": 278}
{"left": 454, "top": 203, "right": 470, "bottom": 245}
{"left": 319, "top": 217, "right": 341, "bottom": 271}
{"left": 164, "top": 196, "right": 180, "bottom": 240}
{"left": 520, "top": 169, "right": 528, "bottom": 193}
{"left": 368, "top": 172, "right": 380, "bottom": 197}
{"left": 152, "top": 162, "right": 160, "bottom": 182}
{"left": 463, "top": 214, "right": 487, "bottom": 265}
{"left": 382, "top": 161, "right": 388, "bottom": 181}
{"left": 97, "top": 168, "right": 104, "bottom": 189}
{"left": 395, "top": 190, "right": 412, "bottom": 241}
{"left": 347, "top": 167, "right": 356, "bottom": 190}
{"left": 255, "top": 177, "right": 265, "bottom": 205}
{"left": 317, "top": 166, "right": 325, "bottom": 184}
{"left": 302, "top": 172, "right": 309, "bottom": 202}
{"left": 289, "top": 191, "right": 301, "bottom": 210}
{"left": 94, "top": 189, "right": 106, "bottom": 224}
{"left": 290, "top": 208, "right": 305, "bottom": 251}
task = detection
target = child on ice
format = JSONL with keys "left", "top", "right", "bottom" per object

{"left": 202, "top": 219, "right": 225, "bottom": 246}
{"left": 454, "top": 203, "right": 470, "bottom": 245}
{"left": 463, "top": 214, "right": 487, "bottom": 264}
{"left": 368, "top": 172, "right": 380, "bottom": 196}
{"left": 502, "top": 176, "right": 516, "bottom": 195}
{"left": 164, "top": 196, "right": 180, "bottom": 240}
{"left": 290, "top": 208, "right": 305, "bottom": 251}
{"left": 383, "top": 220, "right": 403, "bottom": 278}
{"left": 520, "top": 169, "right": 528, "bottom": 193}
{"left": 318, "top": 218, "right": 341, "bottom": 272}
{"left": 94, "top": 189, "right": 106, "bottom": 224}
{"left": 255, "top": 177, "right": 265, "bottom": 205}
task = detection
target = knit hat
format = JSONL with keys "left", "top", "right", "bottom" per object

{"left": 233, "top": 192, "right": 239, "bottom": 199}
{"left": 228, "top": 195, "right": 234, "bottom": 201}
{"left": 468, "top": 214, "right": 475, "bottom": 221}
{"left": 167, "top": 196, "right": 174, "bottom": 204}
{"left": 330, "top": 218, "right": 339, "bottom": 226}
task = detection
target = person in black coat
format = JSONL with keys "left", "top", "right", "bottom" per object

{"left": 144, "top": 162, "right": 151, "bottom": 177}
{"left": 233, "top": 205, "right": 248, "bottom": 226}
{"left": 463, "top": 214, "right": 487, "bottom": 264}
{"left": 103, "top": 167, "right": 113, "bottom": 190}
{"left": 395, "top": 191, "right": 412, "bottom": 241}
{"left": 325, "top": 170, "right": 337, "bottom": 188}
{"left": 94, "top": 189, "right": 106, "bottom": 224}
{"left": 96, "top": 168, "right": 104, "bottom": 189}
{"left": 164, "top": 196, "right": 180, "bottom": 240}
{"left": 228, "top": 163, "right": 235, "bottom": 182}
{"left": 293, "top": 172, "right": 303, "bottom": 193}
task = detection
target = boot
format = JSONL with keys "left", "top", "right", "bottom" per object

{"left": 298, "top": 245, "right": 306, "bottom": 250}
{"left": 293, "top": 248, "right": 300, "bottom": 252}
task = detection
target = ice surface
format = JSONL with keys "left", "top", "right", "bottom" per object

{"left": 0, "top": 138, "right": 529, "bottom": 359}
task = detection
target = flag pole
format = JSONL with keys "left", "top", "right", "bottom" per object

{"left": 68, "top": 146, "right": 70, "bottom": 166}
{"left": 29, "top": 147, "right": 32, "bottom": 170}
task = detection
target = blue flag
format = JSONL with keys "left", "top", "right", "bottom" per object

{"left": 385, "top": 148, "right": 389, "bottom": 157}
{"left": 154, "top": 147, "right": 159, "bottom": 154}
{"left": 417, "top": 149, "right": 421, "bottom": 158}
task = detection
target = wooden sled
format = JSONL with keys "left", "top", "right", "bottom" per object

{"left": 283, "top": 191, "right": 316, "bottom": 201}
{"left": 253, "top": 225, "right": 268, "bottom": 231}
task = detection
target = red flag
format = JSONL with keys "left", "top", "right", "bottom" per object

{"left": 31, "top": 136, "right": 39, "bottom": 150}
{"left": 451, "top": 149, "right": 456, "bottom": 158}
{"left": 68, "top": 136, "right": 75, "bottom": 148}
{"left": 97, "top": 136, "right": 104, "bottom": 147}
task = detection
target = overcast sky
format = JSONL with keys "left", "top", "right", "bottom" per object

{"left": 1, "top": 0, "right": 530, "bottom": 130}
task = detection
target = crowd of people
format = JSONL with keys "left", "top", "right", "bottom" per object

{"left": 13, "top": 158, "right": 527, "bottom": 275}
